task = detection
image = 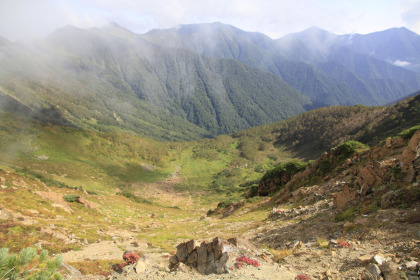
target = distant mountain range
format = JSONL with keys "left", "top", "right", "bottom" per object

{"left": 0, "top": 22, "right": 419, "bottom": 140}
{"left": 144, "top": 23, "right": 420, "bottom": 107}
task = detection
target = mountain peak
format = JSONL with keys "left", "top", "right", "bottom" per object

{"left": 101, "top": 22, "right": 136, "bottom": 38}
{"left": 47, "top": 24, "right": 83, "bottom": 39}
{"left": 299, "top": 26, "right": 336, "bottom": 38}
{"left": 103, "top": 21, "right": 131, "bottom": 32}
{"left": 303, "top": 26, "right": 330, "bottom": 33}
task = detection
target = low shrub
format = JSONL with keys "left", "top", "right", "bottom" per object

{"left": 117, "top": 192, "right": 152, "bottom": 205}
{"left": 336, "top": 140, "right": 368, "bottom": 158}
{"left": 261, "top": 160, "right": 307, "bottom": 183}
{"left": 119, "top": 251, "right": 141, "bottom": 270}
{"left": 271, "top": 249, "right": 292, "bottom": 262}
{"left": 316, "top": 237, "right": 329, "bottom": 248}
{"left": 63, "top": 194, "right": 80, "bottom": 203}
{"left": 335, "top": 206, "right": 356, "bottom": 222}
{"left": 398, "top": 125, "right": 420, "bottom": 139}
{"left": 235, "top": 255, "right": 260, "bottom": 268}
{"left": 0, "top": 247, "right": 63, "bottom": 280}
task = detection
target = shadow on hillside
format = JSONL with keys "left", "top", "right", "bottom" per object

{"left": 0, "top": 91, "right": 72, "bottom": 126}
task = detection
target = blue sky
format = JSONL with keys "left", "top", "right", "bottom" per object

{"left": 0, "top": 0, "right": 419, "bottom": 41}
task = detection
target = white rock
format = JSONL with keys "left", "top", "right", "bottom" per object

{"left": 135, "top": 260, "right": 146, "bottom": 274}
{"left": 371, "top": 254, "right": 387, "bottom": 265}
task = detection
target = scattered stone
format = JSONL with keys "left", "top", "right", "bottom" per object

{"left": 361, "top": 263, "right": 382, "bottom": 280}
{"left": 371, "top": 254, "right": 387, "bottom": 265}
{"left": 36, "top": 155, "right": 49, "bottom": 160}
{"left": 288, "top": 240, "right": 302, "bottom": 249}
{"left": 325, "top": 269, "right": 332, "bottom": 277}
{"left": 62, "top": 262, "right": 83, "bottom": 278}
{"left": 330, "top": 239, "right": 338, "bottom": 245}
{"left": 403, "top": 260, "right": 418, "bottom": 270}
{"left": 410, "top": 248, "right": 420, "bottom": 258}
{"left": 380, "top": 261, "right": 400, "bottom": 280}
{"left": 358, "top": 255, "right": 374, "bottom": 264}
{"left": 135, "top": 260, "right": 146, "bottom": 274}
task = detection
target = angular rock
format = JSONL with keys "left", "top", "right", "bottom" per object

{"left": 169, "top": 255, "right": 178, "bottom": 267}
{"left": 403, "top": 260, "right": 418, "bottom": 270}
{"left": 401, "top": 131, "right": 420, "bottom": 172}
{"left": 135, "top": 260, "right": 146, "bottom": 274}
{"left": 361, "top": 263, "right": 382, "bottom": 280}
{"left": 357, "top": 161, "right": 386, "bottom": 196}
{"left": 358, "top": 255, "right": 374, "bottom": 264}
{"left": 381, "top": 190, "right": 404, "bottom": 209}
{"left": 186, "top": 250, "right": 198, "bottom": 265}
{"left": 333, "top": 185, "right": 357, "bottom": 211}
{"left": 176, "top": 239, "right": 197, "bottom": 263}
{"left": 171, "top": 237, "right": 245, "bottom": 275}
{"left": 380, "top": 261, "right": 400, "bottom": 280}
{"left": 62, "top": 262, "right": 83, "bottom": 278}
{"left": 371, "top": 254, "right": 387, "bottom": 265}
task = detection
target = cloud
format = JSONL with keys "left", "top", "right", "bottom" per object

{"left": 393, "top": 60, "right": 411, "bottom": 67}
{"left": 400, "top": 0, "right": 420, "bottom": 33}
{"left": 0, "top": 0, "right": 417, "bottom": 41}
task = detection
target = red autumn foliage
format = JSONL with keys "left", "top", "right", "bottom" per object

{"left": 235, "top": 255, "right": 260, "bottom": 268}
{"left": 296, "top": 274, "right": 312, "bottom": 280}
{"left": 119, "top": 252, "right": 141, "bottom": 269}
{"left": 338, "top": 241, "right": 351, "bottom": 248}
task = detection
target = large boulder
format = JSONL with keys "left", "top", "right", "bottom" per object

{"left": 170, "top": 237, "right": 260, "bottom": 275}
{"left": 357, "top": 161, "right": 386, "bottom": 196}
{"left": 333, "top": 185, "right": 357, "bottom": 212}
{"left": 400, "top": 130, "right": 420, "bottom": 182}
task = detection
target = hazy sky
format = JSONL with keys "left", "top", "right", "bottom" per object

{"left": 1, "top": 0, "right": 419, "bottom": 41}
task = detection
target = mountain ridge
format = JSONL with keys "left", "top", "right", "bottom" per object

{"left": 0, "top": 25, "right": 312, "bottom": 140}
{"left": 1, "top": 22, "right": 420, "bottom": 141}
{"left": 143, "top": 22, "right": 420, "bottom": 107}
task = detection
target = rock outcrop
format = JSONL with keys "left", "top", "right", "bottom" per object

{"left": 400, "top": 130, "right": 420, "bottom": 182}
{"left": 169, "top": 237, "right": 263, "bottom": 275}
{"left": 356, "top": 161, "right": 386, "bottom": 196}
{"left": 333, "top": 185, "right": 357, "bottom": 211}
{"left": 169, "top": 237, "right": 232, "bottom": 274}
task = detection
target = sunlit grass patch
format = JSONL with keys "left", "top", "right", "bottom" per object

{"left": 68, "top": 259, "right": 120, "bottom": 276}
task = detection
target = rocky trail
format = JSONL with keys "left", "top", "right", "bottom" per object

{"left": 60, "top": 132, "right": 420, "bottom": 279}
{"left": 1, "top": 131, "right": 419, "bottom": 280}
{"left": 60, "top": 199, "right": 420, "bottom": 280}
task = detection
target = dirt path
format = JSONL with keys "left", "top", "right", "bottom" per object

{"left": 62, "top": 241, "right": 124, "bottom": 262}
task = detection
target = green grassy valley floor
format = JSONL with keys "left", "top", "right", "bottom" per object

{"left": 0, "top": 95, "right": 419, "bottom": 279}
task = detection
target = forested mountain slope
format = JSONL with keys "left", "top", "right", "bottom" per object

{"left": 0, "top": 24, "right": 310, "bottom": 140}
{"left": 144, "top": 23, "right": 420, "bottom": 107}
